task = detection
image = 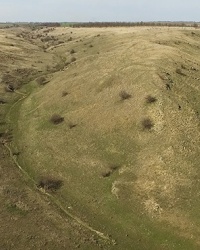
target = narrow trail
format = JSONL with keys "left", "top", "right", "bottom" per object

{"left": 3, "top": 85, "right": 114, "bottom": 245}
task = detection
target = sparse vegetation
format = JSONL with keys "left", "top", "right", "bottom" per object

{"left": 176, "top": 68, "right": 186, "bottom": 76}
{"left": 68, "top": 122, "right": 77, "bottom": 129}
{"left": 62, "top": 91, "right": 69, "bottom": 97}
{"left": 142, "top": 118, "right": 154, "bottom": 130}
{"left": 119, "top": 90, "right": 132, "bottom": 100}
{"left": 109, "top": 164, "right": 120, "bottom": 171}
{"left": 5, "top": 84, "right": 15, "bottom": 92}
{"left": 71, "top": 57, "right": 76, "bottom": 62}
{"left": 36, "top": 76, "right": 48, "bottom": 85}
{"left": 0, "top": 131, "right": 13, "bottom": 143}
{"left": 145, "top": 95, "right": 157, "bottom": 104}
{"left": 101, "top": 170, "right": 111, "bottom": 177}
{"left": 70, "top": 49, "right": 75, "bottom": 54}
{"left": 37, "top": 176, "right": 63, "bottom": 191}
{"left": 0, "top": 98, "right": 7, "bottom": 104}
{"left": 50, "top": 114, "right": 64, "bottom": 124}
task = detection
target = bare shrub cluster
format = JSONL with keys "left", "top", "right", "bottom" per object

{"left": 62, "top": 91, "right": 69, "bottom": 97}
{"left": 0, "top": 98, "right": 7, "bottom": 104}
{"left": 36, "top": 76, "right": 48, "bottom": 85}
{"left": 70, "top": 49, "right": 75, "bottom": 54}
{"left": 101, "top": 170, "right": 111, "bottom": 178}
{"left": 176, "top": 68, "right": 186, "bottom": 76}
{"left": 68, "top": 122, "right": 77, "bottom": 129}
{"left": 101, "top": 164, "right": 120, "bottom": 178}
{"left": 142, "top": 118, "right": 154, "bottom": 130}
{"left": 38, "top": 176, "right": 63, "bottom": 191}
{"left": 71, "top": 57, "right": 76, "bottom": 63}
{"left": 145, "top": 95, "right": 157, "bottom": 104}
{"left": 50, "top": 114, "right": 64, "bottom": 125}
{"left": 119, "top": 90, "right": 132, "bottom": 100}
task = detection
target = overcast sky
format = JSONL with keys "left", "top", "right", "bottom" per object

{"left": 0, "top": 0, "right": 199, "bottom": 22}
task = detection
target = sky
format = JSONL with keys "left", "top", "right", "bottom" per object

{"left": 0, "top": 0, "right": 200, "bottom": 23}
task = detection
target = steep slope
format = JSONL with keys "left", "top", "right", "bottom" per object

{"left": 0, "top": 26, "right": 108, "bottom": 250}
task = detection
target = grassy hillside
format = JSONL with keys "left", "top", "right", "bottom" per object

{"left": 1, "top": 26, "right": 200, "bottom": 249}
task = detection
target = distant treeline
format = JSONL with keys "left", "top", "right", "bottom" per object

{"left": 36, "top": 22, "right": 61, "bottom": 27}
{"left": 71, "top": 22, "right": 199, "bottom": 28}
{"left": 0, "top": 22, "right": 199, "bottom": 29}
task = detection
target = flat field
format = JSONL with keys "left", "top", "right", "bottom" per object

{"left": 1, "top": 26, "right": 200, "bottom": 249}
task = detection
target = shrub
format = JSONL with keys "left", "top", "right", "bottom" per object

{"left": 62, "top": 91, "right": 69, "bottom": 97}
{"left": 109, "top": 164, "right": 120, "bottom": 171}
{"left": 0, "top": 98, "right": 7, "bottom": 104}
{"left": 176, "top": 68, "right": 186, "bottom": 76}
{"left": 101, "top": 170, "right": 111, "bottom": 178}
{"left": 142, "top": 118, "right": 154, "bottom": 130}
{"left": 0, "top": 131, "right": 13, "bottom": 143}
{"left": 68, "top": 122, "right": 77, "bottom": 129}
{"left": 5, "top": 84, "right": 15, "bottom": 92}
{"left": 58, "top": 40, "right": 64, "bottom": 44}
{"left": 71, "top": 57, "right": 76, "bottom": 63}
{"left": 70, "top": 49, "right": 75, "bottom": 54}
{"left": 181, "top": 64, "right": 186, "bottom": 69}
{"left": 38, "top": 176, "right": 63, "bottom": 191}
{"left": 36, "top": 76, "right": 47, "bottom": 85}
{"left": 50, "top": 114, "right": 64, "bottom": 125}
{"left": 145, "top": 95, "right": 157, "bottom": 104}
{"left": 166, "top": 83, "right": 171, "bottom": 90}
{"left": 119, "top": 90, "right": 132, "bottom": 100}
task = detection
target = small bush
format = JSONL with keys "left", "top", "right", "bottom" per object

{"left": 0, "top": 131, "right": 13, "bottom": 143}
{"left": 62, "top": 91, "right": 69, "bottom": 97}
{"left": 166, "top": 83, "right": 171, "bottom": 90}
{"left": 36, "top": 76, "right": 47, "bottom": 85}
{"left": 181, "top": 64, "right": 186, "bottom": 69}
{"left": 0, "top": 98, "right": 7, "bottom": 104}
{"left": 5, "top": 84, "right": 15, "bottom": 92}
{"left": 50, "top": 114, "right": 64, "bottom": 125}
{"left": 119, "top": 90, "right": 132, "bottom": 100}
{"left": 70, "top": 49, "right": 75, "bottom": 54}
{"left": 109, "top": 164, "right": 120, "bottom": 171}
{"left": 71, "top": 57, "right": 76, "bottom": 63}
{"left": 68, "top": 122, "right": 77, "bottom": 129}
{"left": 38, "top": 177, "right": 63, "bottom": 191}
{"left": 101, "top": 171, "right": 111, "bottom": 178}
{"left": 142, "top": 118, "right": 154, "bottom": 130}
{"left": 145, "top": 95, "right": 157, "bottom": 104}
{"left": 176, "top": 68, "right": 186, "bottom": 76}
